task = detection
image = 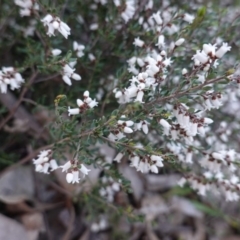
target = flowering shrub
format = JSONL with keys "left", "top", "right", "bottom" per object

{"left": 2, "top": 0, "right": 240, "bottom": 238}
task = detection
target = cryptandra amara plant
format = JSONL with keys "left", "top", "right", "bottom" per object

{"left": 2, "top": 0, "right": 240, "bottom": 223}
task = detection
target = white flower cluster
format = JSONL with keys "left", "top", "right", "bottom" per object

{"left": 73, "top": 41, "right": 85, "bottom": 58}
{"left": 41, "top": 14, "right": 71, "bottom": 39}
{"left": 68, "top": 91, "right": 98, "bottom": 116}
{"left": 14, "top": 0, "right": 39, "bottom": 17}
{"left": 159, "top": 105, "right": 213, "bottom": 144}
{"left": 134, "top": 120, "right": 150, "bottom": 134}
{"left": 192, "top": 42, "right": 231, "bottom": 69}
{"left": 114, "top": 48, "right": 173, "bottom": 104}
{"left": 108, "top": 116, "right": 134, "bottom": 141}
{"left": 91, "top": 217, "right": 108, "bottom": 232}
{"left": 203, "top": 92, "right": 223, "bottom": 110}
{"left": 129, "top": 153, "right": 164, "bottom": 173}
{"left": 114, "top": 0, "right": 136, "bottom": 23}
{"left": 99, "top": 176, "right": 121, "bottom": 202}
{"left": 0, "top": 67, "right": 24, "bottom": 93}
{"left": 138, "top": 9, "right": 194, "bottom": 33}
{"left": 60, "top": 159, "right": 91, "bottom": 184}
{"left": 179, "top": 173, "right": 240, "bottom": 202}
{"left": 200, "top": 150, "right": 237, "bottom": 173}
{"left": 33, "top": 150, "right": 91, "bottom": 184}
{"left": 33, "top": 150, "right": 58, "bottom": 174}
{"left": 62, "top": 62, "right": 81, "bottom": 86}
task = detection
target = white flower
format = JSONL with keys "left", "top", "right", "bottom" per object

{"left": 66, "top": 173, "right": 74, "bottom": 183}
{"left": 62, "top": 63, "right": 81, "bottom": 85}
{"left": 156, "top": 35, "right": 165, "bottom": 48}
{"left": 178, "top": 177, "right": 187, "bottom": 187}
{"left": 151, "top": 11, "right": 163, "bottom": 25}
{"left": 133, "top": 37, "right": 144, "bottom": 48}
{"left": 150, "top": 164, "right": 158, "bottom": 173}
{"left": 88, "top": 53, "right": 96, "bottom": 62}
{"left": 90, "top": 23, "right": 99, "bottom": 31}
{"left": 73, "top": 42, "right": 85, "bottom": 58}
{"left": 0, "top": 67, "right": 25, "bottom": 93}
{"left": 14, "top": 0, "right": 39, "bottom": 17}
{"left": 121, "top": 0, "right": 135, "bottom": 22}
{"left": 72, "top": 170, "right": 80, "bottom": 183}
{"left": 50, "top": 159, "right": 58, "bottom": 171}
{"left": 192, "top": 50, "right": 209, "bottom": 64}
{"left": 61, "top": 161, "right": 72, "bottom": 172}
{"left": 41, "top": 14, "right": 71, "bottom": 38}
{"left": 68, "top": 107, "right": 80, "bottom": 116}
{"left": 113, "top": 152, "right": 124, "bottom": 163}
{"left": 79, "top": 164, "right": 91, "bottom": 177}
{"left": 215, "top": 42, "right": 231, "bottom": 58}
{"left": 42, "top": 162, "right": 50, "bottom": 174}
{"left": 203, "top": 43, "right": 216, "bottom": 56}
{"left": 159, "top": 119, "right": 171, "bottom": 129}
{"left": 183, "top": 13, "right": 194, "bottom": 24}
{"left": 123, "top": 126, "right": 133, "bottom": 133}
{"left": 175, "top": 38, "right": 185, "bottom": 47}
{"left": 135, "top": 91, "right": 144, "bottom": 103}
{"left": 51, "top": 49, "right": 62, "bottom": 56}
{"left": 182, "top": 68, "right": 187, "bottom": 75}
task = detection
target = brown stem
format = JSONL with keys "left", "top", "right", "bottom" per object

{"left": 146, "top": 75, "right": 226, "bottom": 106}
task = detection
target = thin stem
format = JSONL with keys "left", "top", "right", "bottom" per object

{"left": 146, "top": 75, "right": 226, "bottom": 106}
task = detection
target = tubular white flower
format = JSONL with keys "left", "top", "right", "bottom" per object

{"left": 182, "top": 68, "right": 187, "bottom": 75}
{"left": 159, "top": 119, "right": 171, "bottom": 129}
{"left": 150, "top": 164, "right": 158, "bottom": 173}
{"left": 178, "top": 177, "right": 187, "bottom": 187}
{"left": 66, "top": 172, "right": 74, "bottom": 183}
{"left": 52, "top": 49, "right": 62, "bottom": 56}
{"left": 130, "top": 155, "right": 140, "bottom": 168}
{"left": 61, "top": 161, "right": 72, "bottom": 172}
{"left": 123, "top": 126, "right": 133, "bottom": 133}
{"left": 72, "top": 170, "right": 80, "bottom": 183}
{"left": 203, "top": 43, "right": 216, "bottom": 56}
{"left": 50, "top": 159, "right": 58, "bottom": 171}
{"left": 77, "top": 99, "right": 84, "bottom": 107}
{"left": 183, "top": 13, "right": 194, "bottom": 23}
{"left": 79, "top": 164, "right": 91, "bottom": 177}
{"left": 84, "top": 90, "right": 90, "bottom": 97}
{"left": 35, "top": 164, "right": 43, "bottom": 172}
{"left": 142, "top": 122, "right": 149, "bottom": 134}
{"left": 113, "top": 152, "right": 124, "bottom": 162}
{"left": 125, "top": 120, "right": 134, "bottom": 126}
{"left": 42, "top": 162, "right": 50, "bottom": 174}
{"left": 151, "top": 11, "right": 163, "bottom": 25}
{"left": 204, "top": 117, "right": 214, "bottom": 124}
{"left": 186, "top": 151, "right": 193, "bottom": 164}
{"left": 68, "top": 107, "right": 80, "bottom": 116}
{"left": 133, "top": 37, "right": 144, "bottom": 48}
{"left": 88, "top": 99, "right": 98, "bottom": 108}
{"left": 90, "top": 23, "right": 99, "bottom": 31}
{"left": 156, "top": 35, "right": 165, "bottom": 48}
{"left": 192, "top": 50, "right": 209, "bottom": 64}
{"left": 71, "top": 73, "right": 81, "bottom": 81}
{"left": 135, "top": 91, "right": 144, "bottom": 103}
{"left": 41, "top": 14, "right": 71, "bottom": 39}
{"left": 62, "top": 75, "right": 72, "bottom": 86}
{"left": 215, "top": 42, "right": 231, "bottom": 58}
{"left": 175, "top": 38, "right": 185, "bottom": 47}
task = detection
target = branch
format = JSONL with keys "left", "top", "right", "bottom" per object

{"left": 146, "top": 75, "right": 226, "bottom": 106}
